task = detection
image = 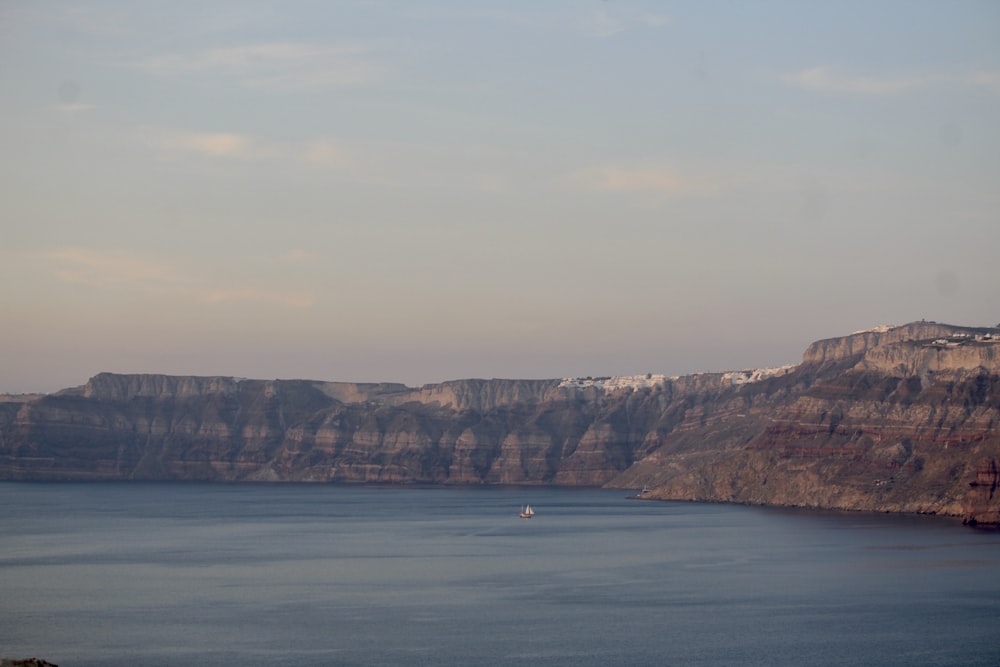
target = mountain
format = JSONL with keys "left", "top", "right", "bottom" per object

{"left": 2, "top": 321, "right": 999, "bottom": 524}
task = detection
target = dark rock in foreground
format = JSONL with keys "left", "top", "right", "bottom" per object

{"left": 2, "top": 321, "right": 999, "bottom": 524}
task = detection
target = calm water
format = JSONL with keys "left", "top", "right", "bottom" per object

{"left": 1, "top": 483, "right": 999, "bottom": 666}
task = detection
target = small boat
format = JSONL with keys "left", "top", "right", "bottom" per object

{"left": 519, "top": 504, "right": 535, "bottom": 519}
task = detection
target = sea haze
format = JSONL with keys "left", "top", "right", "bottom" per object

{"left": 2, "top": 483, "right": 999, "bottom": 666}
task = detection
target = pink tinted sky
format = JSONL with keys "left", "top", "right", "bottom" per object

{"left": 1, "top": 1, "right": 998, "bottom": 393}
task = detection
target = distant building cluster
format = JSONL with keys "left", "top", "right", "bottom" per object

{"left": 558, "top": 374, "right": 668, "bottom": 392}
{"left": 559, "top": 365, "right": 799, "bottom": 392}
{"left": 927, "top": 332, "right": 998, "bottom": 348}
{"left": 852, "top": 324, "right": 896, "bottom": 335}
{"left": 721, "top": 365, "right": 797, "bottom": 386}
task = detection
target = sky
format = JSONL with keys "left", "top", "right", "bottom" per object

{"left": 1, "top": 1, "right": 999, "bottom": 393}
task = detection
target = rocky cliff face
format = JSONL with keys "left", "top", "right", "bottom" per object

{"left": 619, "top": 324, "right": 1000, "bottom": 522}
{"left": 2, "top": 322, "right": 999, "bottom": 523}
{"left": 800, "top": 322, "right": 989, "bottom": 365}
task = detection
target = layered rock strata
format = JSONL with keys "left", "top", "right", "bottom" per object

{"left": 2, "top": 322, "right": 998, "bottom": 523}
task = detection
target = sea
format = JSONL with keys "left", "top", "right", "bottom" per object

{"left": 2, "top": 483, "right": 999, "bottom": 666}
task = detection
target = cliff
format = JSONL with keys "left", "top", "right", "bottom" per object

{"left": 620, "top": 324, "right": 1000, "bottom": 522}
{"left": 800, "top": 322, "right": 992, "bottom": 365}
{"left": 2, "top": 321, "right": 999, "bottom": 524}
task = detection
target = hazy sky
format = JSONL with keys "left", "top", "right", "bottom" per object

{"left": 2, "top": 1, "right": 998, "bottom": 393}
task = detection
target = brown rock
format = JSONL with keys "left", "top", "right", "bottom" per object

{"left": 2, "top": 321, "right": 998, "bottom": 523}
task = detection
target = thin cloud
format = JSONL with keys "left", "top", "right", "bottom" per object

{"left": 176, "top": 132, "right": 248, "bottom": 157}
{"left": 132, "top": 42, "right": 382, "bottom": 92}
{"left": 41, "top": 247, "right": 314, "bottom": 309}
{"left": 575, "top": 165, "right": 719, "bottom": 198}
{"left": 51, "top": 102, "right": 99, "bottom": 113}
{"left": 141, "top": 126, "right": 362, "bottom": 169}
{"left": 575, "top": 11, "right": 625, "bottom": 38}
{"left": 573, "top": 7, "right": 671, "bottom": 38}
{"left": 963, "top": 70, "right": 1000, "bottom": 91}
{"left": 304, "top": 140, "right": 355, "bottom": 168}
{"left": 783, "top": 67, "right": 924, "bottom": 95}
{"left": 784, "top": 67, "right": 1000, "bottom": 96}
{"left": 41, "top": 247, "right": 187, "bottom": 288}
{"left": 143, "top": 127, "right": 251, "bottom": 158}
{"left": 393, "top": 6, "right": 669, "bottom": 36}
{"left": 197, "top": 288, "right": 315, "bottom": 309}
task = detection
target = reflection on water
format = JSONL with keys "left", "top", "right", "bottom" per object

{"left": 2, "top": 483, "right": 999, "bottom": 666}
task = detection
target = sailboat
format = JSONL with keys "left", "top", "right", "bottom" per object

{"left": 519, "top": 504, "right": 535, "bottom": 519}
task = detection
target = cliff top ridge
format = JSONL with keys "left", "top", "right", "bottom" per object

{"left": 18, "top": 320, "right": 998, "bottom": 403}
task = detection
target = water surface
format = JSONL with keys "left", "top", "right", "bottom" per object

{"left": 2, "top": 483, "right": 998, "bottom": 666}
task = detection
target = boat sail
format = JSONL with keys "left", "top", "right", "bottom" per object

{"left": 519, "top": 504, "right": 535, "bottom": 519}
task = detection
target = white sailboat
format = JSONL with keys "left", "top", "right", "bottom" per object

{"left": 519, "top": 504, "right": 535, "bottom": 519}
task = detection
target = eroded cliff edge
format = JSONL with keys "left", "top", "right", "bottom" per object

{"left": 2, "top": 321, "right": 999, "bottom": 524}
